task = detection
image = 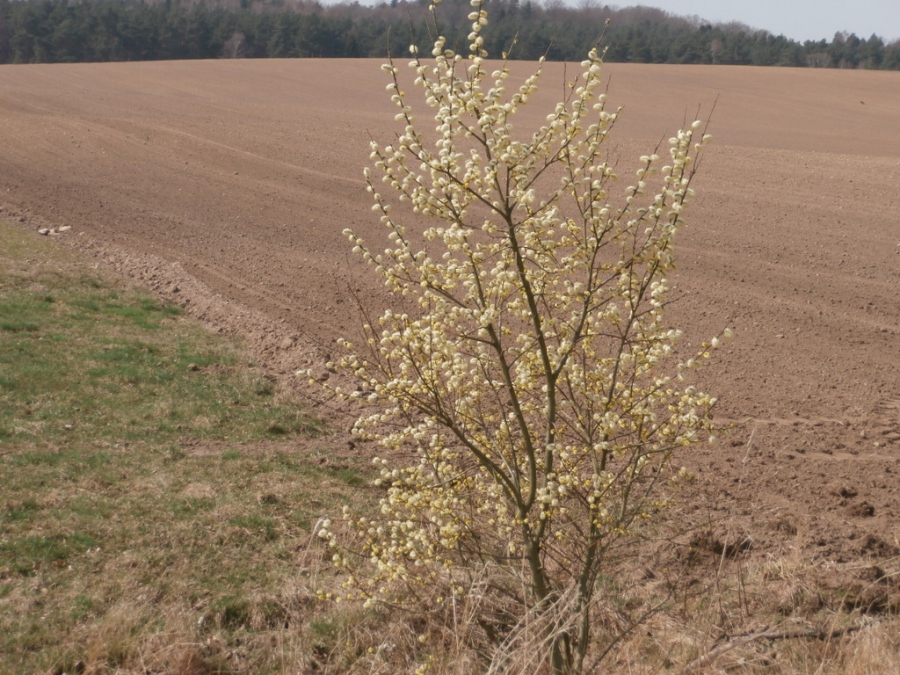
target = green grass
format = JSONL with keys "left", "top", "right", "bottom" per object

{"left": 0, "top": 262, "right": 319, "bottom": 446}
{"left": 0, "top": 220, "right": 374, "bottom": 674}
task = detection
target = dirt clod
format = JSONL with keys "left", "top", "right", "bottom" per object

{"left": 847, "top": 502, "right": 875, "bottom": 518}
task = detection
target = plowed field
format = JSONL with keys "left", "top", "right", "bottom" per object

{"left": 2, "top": 59, "right": 899, "bottom": 561}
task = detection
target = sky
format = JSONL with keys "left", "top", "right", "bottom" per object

{"left": 606, "top": 0, "right": 900, "bottom": 43}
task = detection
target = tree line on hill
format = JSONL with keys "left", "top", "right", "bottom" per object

{"left": 0, "top": 0, "right": 898, "bottom": 69}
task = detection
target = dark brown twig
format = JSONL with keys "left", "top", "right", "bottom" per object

{"left": 679, "top": 623, "right": 861, "bottom": 674}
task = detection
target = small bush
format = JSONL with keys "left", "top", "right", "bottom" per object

{"left": 317, "top": 2, "right": 730, "bottom": 673}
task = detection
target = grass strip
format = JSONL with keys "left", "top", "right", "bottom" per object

{"left": 0, "top": 221, "right": 370, "bottom": 674}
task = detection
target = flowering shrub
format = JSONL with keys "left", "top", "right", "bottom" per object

{"left": 315, "top": 1, "right": 729, "bottom": 672}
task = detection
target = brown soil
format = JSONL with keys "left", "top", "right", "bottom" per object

{"left": 1, "top": 59, "right": 898, "bottom": 567}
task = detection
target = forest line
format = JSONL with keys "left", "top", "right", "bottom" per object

{"left": 0, "top": 0, "right": 897, "bottom": 68}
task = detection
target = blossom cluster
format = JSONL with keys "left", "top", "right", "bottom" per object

{"left": 319, "top": 0, "right": 729, "bottom": 640}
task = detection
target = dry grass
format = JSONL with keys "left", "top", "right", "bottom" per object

{"left": 295, "top": 520, "right": 900, "bottom": 674}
